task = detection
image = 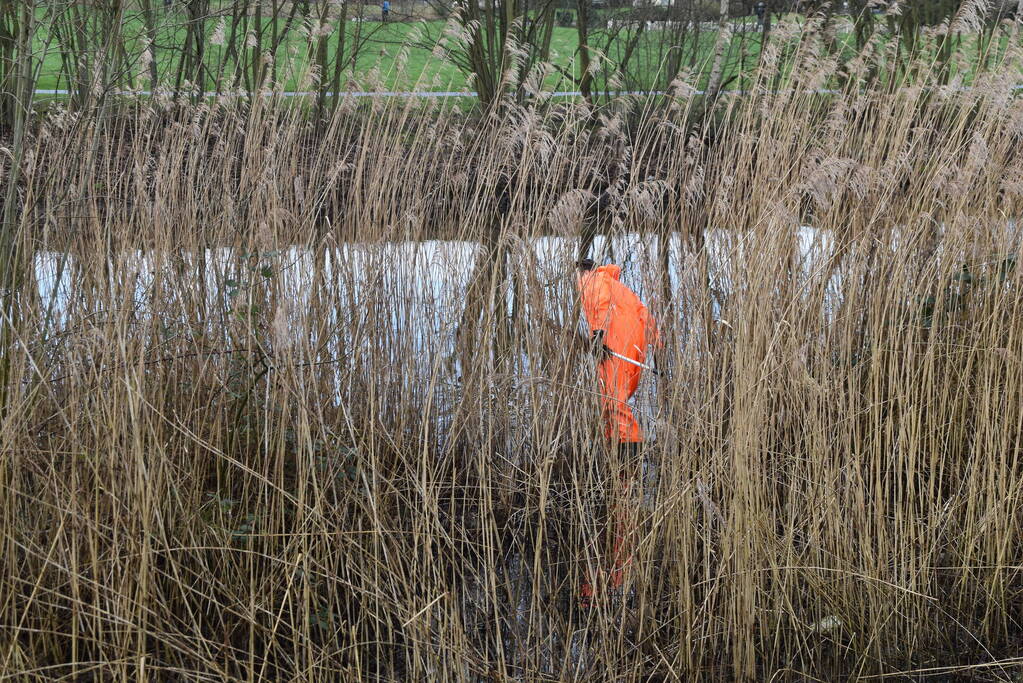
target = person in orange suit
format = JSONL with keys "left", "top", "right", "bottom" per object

{"left": 575, "top": 258, "right": 658, "bottom": 607}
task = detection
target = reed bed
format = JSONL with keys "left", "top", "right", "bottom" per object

{"left": 2, "top": 25, "right": 1023, "bottom": 681}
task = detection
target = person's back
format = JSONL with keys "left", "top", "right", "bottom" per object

{"left": 575, "top": 259, "right": 657, "bottom": 443}
{"left": 577, "top": 263, "right": 651, "bottom": 363}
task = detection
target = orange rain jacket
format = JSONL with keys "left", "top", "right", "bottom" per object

{"left": 577, "top": 264, "right": 658, "bottom": 443}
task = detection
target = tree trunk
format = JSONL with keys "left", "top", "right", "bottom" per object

{"left": 705, "top": 0, "right": 730, "bottom": 99}
{"left": 457, "top": 191, "right": 513, "bottom": 373}
{"left": 0, "top": 5, "right": 16, "bottom": 129}
{"left": 1, "top": 0, "right": 32, "bottom": 275}
{"left": 0, "top": 0, "right": 35, "bottom": 415}
{"left": 576, "top": 0, "right": 592, "bottom": 103}
{"left": 140, "top": 0, "right": 160, "bottom": 93}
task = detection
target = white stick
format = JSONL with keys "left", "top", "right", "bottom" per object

{"left": 607, "top": 349, "right": 659, "bottom": 374}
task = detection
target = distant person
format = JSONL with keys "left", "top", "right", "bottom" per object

{"left": 575, "top": 258, "right": 658, "bottom": 607}
{"left": 382, "top": 0, "right": 390, "bottom": 21}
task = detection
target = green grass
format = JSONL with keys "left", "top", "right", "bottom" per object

{"left": 30, "top": 6, "right": 757, "bottom": 94}
{"left": 29, "top": 7, "right": 1023, "bottom": 95}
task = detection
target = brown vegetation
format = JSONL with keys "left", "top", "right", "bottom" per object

{"left": 1, "top": 27, "right": 1023, "bottom": 682}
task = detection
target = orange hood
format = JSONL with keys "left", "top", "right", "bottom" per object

{"left": 594, "top": 264, "right": 621, "bottom": 281}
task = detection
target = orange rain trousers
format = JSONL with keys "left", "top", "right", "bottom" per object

{"left": 579, "top": 471, "right": 639, "bottom": 603}
{"left": 598, "top": 354, "right": 643, "bottom": 443}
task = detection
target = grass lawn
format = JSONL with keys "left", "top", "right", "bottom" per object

{"left": 30, "top": 7, "right": 1023, "bottom": 95}
{"left": 29, "top": 6, "right": 770, "bottom": 94}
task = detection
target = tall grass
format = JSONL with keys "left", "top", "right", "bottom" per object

{"left": 2, "top": 26, "right": 1023, "bottom": 681}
